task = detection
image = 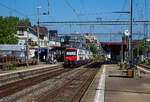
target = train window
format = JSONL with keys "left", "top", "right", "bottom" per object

{"left": 66, "top": 50, "right": 76, "bottom": 56}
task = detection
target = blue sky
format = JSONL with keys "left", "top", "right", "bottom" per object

{"left": 0, "top": 0, "right": 150, "bottom": 42}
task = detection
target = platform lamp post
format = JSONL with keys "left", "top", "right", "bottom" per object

{"left": 36, "top": 6, "right": 41, "bottom": 65}
{"left": 124, "top": 30, "right": 130, "bottom": 66}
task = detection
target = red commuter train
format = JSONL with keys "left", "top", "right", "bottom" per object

{"left": 63, "top": 48, "right": 93, "bottom": 67}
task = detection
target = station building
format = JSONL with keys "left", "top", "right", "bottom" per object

{"left": 101, "top": 42, "right": 137, "bottom": 63}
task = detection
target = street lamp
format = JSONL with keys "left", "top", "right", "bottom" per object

{"left": 124, "top": 29, "right": 130, "bottom": 63}
{"left": 36, "top": 6, "right": 42, "bottom": 65}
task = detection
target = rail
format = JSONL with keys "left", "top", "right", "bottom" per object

{"left": 136, "top": 64, "right": 150, "bottom": 74}
{"left": 35, "top": 61, "right": 102, "bottom": 102}
{"left": 0, "top": 68, "right": 72, "bottom": 98}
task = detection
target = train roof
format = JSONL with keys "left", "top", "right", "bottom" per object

{"left": 66, "top": 48, "right": 92, "bottom": 52}
{"left": 66, "top": 48, "right": 77, "bottom": 50}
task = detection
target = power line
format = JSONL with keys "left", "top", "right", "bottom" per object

{"left": 63, "top": 0, "right": 80, "bottom": 20}
{"left": 116, "top": 0, "right": 127, "bottom": 20}
{"left": 0, "top": 2, "right": 27, "bottom": 17}
{"left": 0, "top": 2, "right": 38, "bottom": 22}
{"left": 144, "top": 0, "right": 148, "bottom": 20}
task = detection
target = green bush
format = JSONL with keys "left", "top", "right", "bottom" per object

{"left": 144, "top": 62, "right": 150, "bottom": 65}
{"left": 94, "top": 56, "right": 105, "bottom": 61}
{"left": 120, "top": 62, "right": 128, "bottom": 70}
{"left": 2, "top": 64, "right": 16, "bottom": 70}
{"left": 139, "top": 61, "right": 150, "bottom": 65}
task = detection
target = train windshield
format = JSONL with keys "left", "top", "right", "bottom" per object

{"left": 66, "top": 50, "right": 76, "bottom": 56}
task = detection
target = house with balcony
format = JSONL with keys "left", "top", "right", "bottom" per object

{"left": 17, "top": 24, "right": 48, "bottom": 48}
{"left": 17, "top": 24, "right": 61, "bottom": 61}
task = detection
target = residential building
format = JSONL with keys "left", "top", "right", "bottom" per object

{"left": 17, "top": 24, "right": 61, "bottom": 61}
{"left": 17, "top": 24, "right": 49, "bottom": 48}
{"left": 17, "top": 24, "right": 61, "bottom": 48}
{"left": 84, "top": 33, "right": 101, "bottom": 50}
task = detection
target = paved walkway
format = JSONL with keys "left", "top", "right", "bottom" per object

{"left": 84, "top": 64, "right": 150, "bottom": 102}
{"left": 104, "top": 64, "right": 150, "bottom": 102}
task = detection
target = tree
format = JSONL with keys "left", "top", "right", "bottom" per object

{"left": 134, "top": 39, "right": 150, "bottom": 58}
{"left": 88, "top": 43, "right": 98, "bottom": 55}
{"left": 0, "top": 16, "right": 30, "bottom": 44}
{"left": 20, "top": 18, "right": 30, "bottom": 25}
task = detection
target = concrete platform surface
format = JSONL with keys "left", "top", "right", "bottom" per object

{"left": 80, "top": 66, "right": 104, "bottom": 102}
{"left": 105, "top": 64, "right": 150, "bottom": 102}
{"left": 0, "top": 63, "right": 61, "bottom": 75}
{"left": 0, "top": 63, "right": 62, "bottom": 86}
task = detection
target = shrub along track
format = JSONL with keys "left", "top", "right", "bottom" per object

{"left": 35, "top": 61, "right": 102, "bottom": 102}
{"left": 0, "top": 68, "right": 73, "bottom": 98}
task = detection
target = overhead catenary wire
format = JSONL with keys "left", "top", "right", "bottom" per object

{"left": 109, "top": 0, "right": 127, "bottom": 41}
{"left": 0, "top": 2, "right": 27, "bottom": 17}
{"left": 0, "top": 1, "right": 40, "bottom": 23}
{"left": 144, "top": 0, "right": 148, "bottom": 20}
{"left": 80, "top": 0, "right": 85, "bottom": 12}
{"left": 63, "top": 0, "right": 80, "bottom": 20}
{"left": 116, "top": 0, "right": 127, "bottom": 21}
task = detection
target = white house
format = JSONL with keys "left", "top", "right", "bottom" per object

{"left": 16, "top": 24, "right": 61, "bottom": 60}
{"left": 17, "top": 24, "right": 48, "bottom": 48}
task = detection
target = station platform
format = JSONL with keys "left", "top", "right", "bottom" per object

{"left": 105, "top": 64, "right": 150, "bottom": 102}
{"left": 0, "top": 63, "right": 61, "bottom": 74}
{"left": 82, "top": 64, "right": 150, "bottom": 102}
{"left": 0, "top": 63, "right": 62, "bottom": 86}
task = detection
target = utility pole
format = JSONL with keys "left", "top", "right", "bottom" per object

{"left": 144, "top": 24, "right": 147, "bottom": 58}
{"left": 48, "top": 0, "right": 50, "bottom": 14}
{"left": 37, "top": 6, "right": 41, "bottom": 65}
{"left": 26, "top": 28, "right": 29, "bottom": 66}
{"left": 121, "top": 35, "right": 124, "bottom": 63}
{"left": 129, "top": 0, "right": 133, "bottom": 67}
{"left": 36, "top": 1, "right": 50, "bottom": 64}
{"left": 47, "top": 31, "right": 50, "bottom": 61}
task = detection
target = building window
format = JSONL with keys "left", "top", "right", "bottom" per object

{"left": 18, "top": 28, "right": 24, "bottom": 36}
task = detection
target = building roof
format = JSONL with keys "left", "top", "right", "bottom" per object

{"left": 101, "top": 42, "right": 137, "bottom": 45}
{"left": 17, "top": 24, "right": 48, "bottom": 36}
{"left": 32, "top": 26, "right": 48, "bottom": 36}
{"left": 17, "top": 22, "right": 31, "bottom": 27}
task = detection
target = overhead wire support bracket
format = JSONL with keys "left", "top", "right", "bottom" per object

{"left": 39, "top": 20, "right": 150, "bottom": 26}
{"left": 112, "top": 11, "right": 130, "bottom": 14}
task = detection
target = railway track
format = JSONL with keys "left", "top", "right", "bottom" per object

{"left": 0, "top": 68, "right": 73, "bottom": 98}
{"left": 138, "top": 64, "right": 150, "bottom": 70}
{"left": 136, "top": 64, "right": 150, "bottom": 75}
{"left": 0, "top": 61, "right": 103, "bottom": 102}
{"left": 35, "top": 65, "right": 100, "bottom": 102}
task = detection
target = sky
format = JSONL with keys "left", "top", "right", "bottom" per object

{"left": 0, "top": 0, "right": 150, "bottom": 42}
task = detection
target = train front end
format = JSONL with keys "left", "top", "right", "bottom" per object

{"left": 64, "top": 48, "right": 78, "bottom": 67}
